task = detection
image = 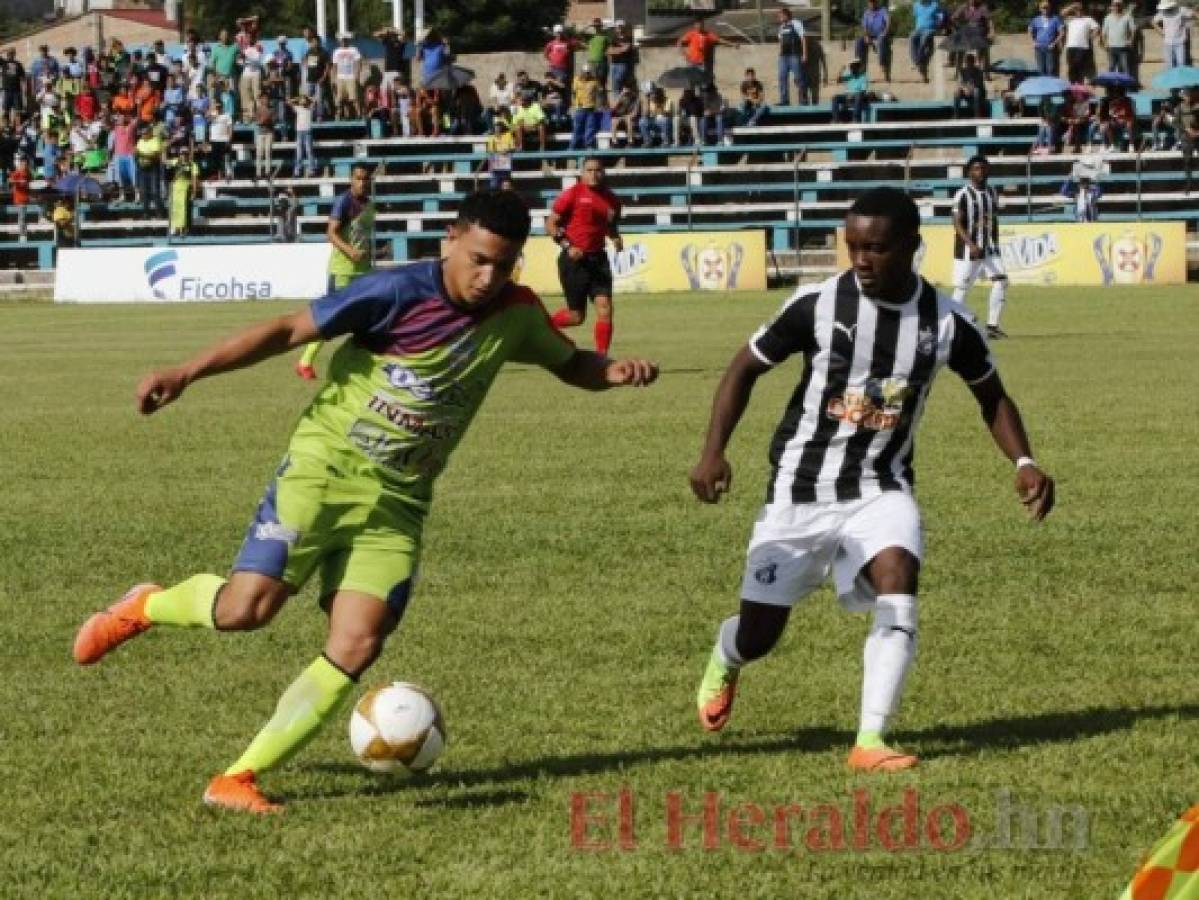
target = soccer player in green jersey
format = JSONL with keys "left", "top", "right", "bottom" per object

{"left": 295, "top": 162, "right": 377, "bottom": 380}
{"left": 73, "top": 190, "right": 659, "bottom": 814}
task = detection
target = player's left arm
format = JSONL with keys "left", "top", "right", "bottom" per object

{"left": 967, "top": 374, "right": 1055, "bottom": 521}
{"left": 607, "top": 202, "right": 623, "bottom": 252}
{"left": 950, "top": 311, "right": 1055, "bottom": 521}
{"left": 551, "top": 349, "right": 657, "bottom": 391}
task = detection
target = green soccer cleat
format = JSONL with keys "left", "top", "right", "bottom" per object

{"left": 696, "top": 647, "right": 740, "bottom": 732}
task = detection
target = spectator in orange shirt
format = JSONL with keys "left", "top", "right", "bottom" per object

{"left": 1102, "top": 86, "right": 1136, "bottom": 149}
{"left": 677, "top": 18, "right": 736, "bottom": 79}
{"left": 111, "top": 85, "right": 136, "bottom": 117}
{"left": 136, "top": 81, "right": 159, "bottom": 123}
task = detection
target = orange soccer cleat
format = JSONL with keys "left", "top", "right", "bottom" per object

{"left": 203, "top": 771, "right": 283, "bottom": 815}
{"left": 72, "top": 583, "right": 160, "bottom": 665}
{"left": 847, "top": 745, "right": 919, "bottom": 773}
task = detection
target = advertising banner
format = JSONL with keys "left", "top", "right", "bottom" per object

{"left": 837, "top": 221, "right": 1186, "bottom": 287}
{"left": 55, "top": 244, "right": 330, "bottom": 303}
{"left": 519, "top": 231, "right": 766, "bottom": 295}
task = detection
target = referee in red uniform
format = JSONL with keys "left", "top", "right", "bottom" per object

{"left": 547, "top": 157, "right": 624, "bottom": 355}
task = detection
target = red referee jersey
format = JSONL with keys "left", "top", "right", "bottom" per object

{"left": 552, "top": 182, "right": 621, "bottom": 254}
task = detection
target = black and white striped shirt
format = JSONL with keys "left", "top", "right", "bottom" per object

{"left": 749, "top": 271, "right": 995, "bottom": 505}
{"left": 952, "top": 183, "right": 1000, "bottom": 259}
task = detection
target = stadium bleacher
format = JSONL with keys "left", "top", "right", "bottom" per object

{"left": 2, "top": 102, "right": 1196, "bottom": 279}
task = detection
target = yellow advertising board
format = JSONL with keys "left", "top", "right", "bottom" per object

{"left": 519, "top": 231, "right": 766, "bottom": 295}
{"left": 836, "top": 221, "right": 1186, "bottom": 287}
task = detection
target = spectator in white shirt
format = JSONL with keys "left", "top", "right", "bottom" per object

{"left": 1063, "top": 4, "right": 1100, "bottom": 83}
{"left": 1154, "top": 0, "right": 1194, "bottom": 69}
{"left": 331, "top": 33, "right": 363, "bottom": 120}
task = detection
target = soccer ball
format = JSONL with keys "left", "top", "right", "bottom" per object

{"left": 349, "top": 682, "right": 446, "bottom": 774}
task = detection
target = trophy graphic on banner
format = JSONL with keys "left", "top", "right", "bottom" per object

{"left": 681, "top": 241, "right": 745, "bottom": 290}
{"left": 1092, "top": 231, "right": 1164, "bottom": 285}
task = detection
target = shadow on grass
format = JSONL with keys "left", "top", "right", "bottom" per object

{"left": 300, "top": 726, "right": 852, "bottom": 803}
{"left": 904, "top": 703, "right": 1199, "bottom": 760}
{"left": 297, "top": 703, "right": 1199, "bottom": 804}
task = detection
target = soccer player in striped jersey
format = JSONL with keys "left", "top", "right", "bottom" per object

{"left": 71, "top": 191, "right": 658, "bottom": 813}
{"left": 952, "top": 155, "right": 1010, "bottom": 339}
{"left": 690, "top": 187, "right": 1054, "bottom": 773}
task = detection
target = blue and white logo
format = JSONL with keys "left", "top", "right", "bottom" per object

{"left": 142, "top": 249, "right": 274, "bottom": 301}
{"left": 383, "top": 364, "right": 437, "bottom": 400}
{"left": 144, "top": 249, "right": 179, "bottom": 300}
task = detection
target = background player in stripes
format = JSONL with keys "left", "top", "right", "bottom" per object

{"left": 71, "top": 190, "right": 659, "bottom": 814}
{"left": 689, "top": 186, "right": 1054, "bottom": 773}
{"left": 546, "top": 156, "right": 623, "bottom": 356}
{"left": 952, "top": 155, "right": 1011, "bottom": 340}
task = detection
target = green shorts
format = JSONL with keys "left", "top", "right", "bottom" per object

{"left": 231, "top": 451, "right": 423, "bottom": 615}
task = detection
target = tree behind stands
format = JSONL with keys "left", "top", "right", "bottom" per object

{"left": 184, "top": 0, "right": 568, "bottom": 52}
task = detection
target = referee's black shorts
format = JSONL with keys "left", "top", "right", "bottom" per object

{"left": 557, "top": 249, "right": 613, "bottom": 313}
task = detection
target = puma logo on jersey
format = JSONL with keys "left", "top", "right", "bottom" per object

{"left": 833, "top": 322, "right": 857, "bottom": 341}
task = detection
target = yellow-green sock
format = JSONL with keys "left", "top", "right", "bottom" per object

{"left": 299, "top": 341, "right": 323, "bottom": 368}
{"left": 225, "top": 655, "right": 354, "bottom": 776}
{"left": 856, "top": 729, "right": 886, "bottom": 749}
{"left": 145, "top": 574, "right": 224, "bottom": 628}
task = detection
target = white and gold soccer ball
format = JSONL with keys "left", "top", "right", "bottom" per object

{"left": 349, "top": 682, "right": 446, "bottom": 774}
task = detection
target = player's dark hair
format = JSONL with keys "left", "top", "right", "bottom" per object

{"left": 455, "top": 189, "right": 531, "bottom": 243}
{"left": 350, "top": 161, "right": 371, "bottom": 176}
{"left": 965, "top": 154, "right": 989, "bottom": 171}
{"left": 848, "top": 187, "right": 920, "bottom": 238}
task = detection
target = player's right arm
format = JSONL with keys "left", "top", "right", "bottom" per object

{"left": 690, "top": 346, "right": 771, "bottom": 503}
{"left": 952, "top": 199, "right": 979, "bottom": 259}
{"left": 136, "top": 309, "right": 320, "bottom": 414}
{"left": 692, "top": 289, "right": 817, "bottom": 503}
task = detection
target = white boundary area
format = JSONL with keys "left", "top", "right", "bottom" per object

{"left": 54, "top": 245, "right": 329, "bottom": 303}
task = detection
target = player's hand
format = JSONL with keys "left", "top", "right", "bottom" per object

{"left": 1016, "top": 465, "right": 1055, "bottom": 522}
{"left": 136, "top": 367, "right": 189, "bottom": 415}
{"left": 567, "top": 245, "right": 585, "bottom": 261}
{"left": 604, "top": 357, "right": 658, "bottom": 387}
{"left": 350, "top": 247, "right": 368, "bottom": 263}
{"left": 690, "top": 455, "right": 733, "bottom": 503}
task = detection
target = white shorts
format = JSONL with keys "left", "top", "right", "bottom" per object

{"left": 953, "top": 255, "right": 1007, "bottom": 288}
{"left": 739, "top": 491, "right": 924, "bottom": 609}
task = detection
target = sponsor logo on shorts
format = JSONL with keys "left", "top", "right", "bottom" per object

{"left": 826, "top": 377, "right": 914, "bottom": 432}
{"left": 754, "top": 563, "right": 778, "bottom": 585}
{"left": 366, "top": 391, "right": 458, "bottom": 441}
{"left": 254, "top": 523, "right": 299, "bottom": 544}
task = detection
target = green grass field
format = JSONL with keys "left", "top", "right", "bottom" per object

{"left": 1, "top": 284, "right": 1197, "bottom": 898}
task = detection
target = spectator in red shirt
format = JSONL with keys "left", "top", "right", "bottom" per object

{"left": 544, "top": 25, "right": 580, "bottom": 88}
{"left": 677, "top": 18, "right": 736, "bottom": 79}
{"left": 1103, "top": 86, "right": 1136, "bottom": 149}
{"left": 9, "top": 154, "right": 31, "bottom": 239}
{"left": 545, "top": 156, "right": 624, "bottom": 355}
{"left": 75, "top": 87, "right": 99, "bottom": 123}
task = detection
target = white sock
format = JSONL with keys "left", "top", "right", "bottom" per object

{"left": 716, "top": 615, "right": 744, "bottom": 667}
{"left": 951, "top": 286, "right": 968, "bottom": 304}
{"left": 859, "top": 594, "right": 917, "bottom": 735}
{"left": 987, "top": 281, "right": 1007, "bottom": 328}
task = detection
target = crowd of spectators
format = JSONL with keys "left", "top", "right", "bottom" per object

{"left": 1, "top": 2, "right": 1197, "bottom": 243}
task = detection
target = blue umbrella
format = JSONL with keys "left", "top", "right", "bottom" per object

{"left": 1092, "top": 71, "right": 1138, "bottom": 89}
{"left": 51, "top": 173, "right": 105, "bottom": 198}
{"left": 1015, "top": 76, "right": 1072, "bottom": 98}
{"left": 1152, "top": 65, "right": 1199, "bottom": 90}
{"left": 990, "top": 58, "right": 1038, "bottom": 76}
